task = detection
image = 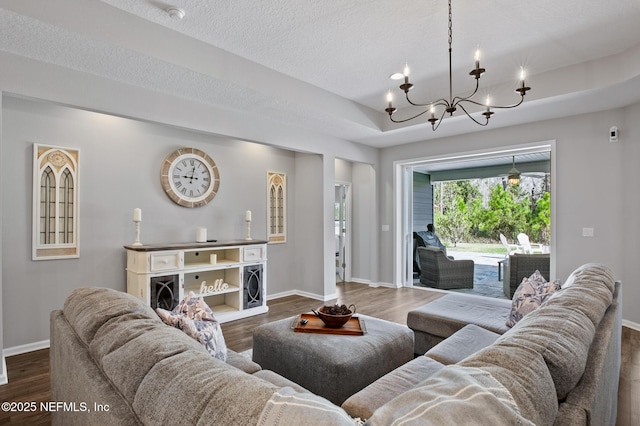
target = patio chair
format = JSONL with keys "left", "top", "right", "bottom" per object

{"left": 499, "top": 233, "right": 520, "bottom": 257}
{"left": 417, "top": 246, "right": 474, "bottom": 290}
{"left": 517, "top": 233, "right": 545, "bottom": 254}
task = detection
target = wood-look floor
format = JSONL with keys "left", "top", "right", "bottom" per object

{"left": 0, "top": 282, "right": 637, "bottom": 425}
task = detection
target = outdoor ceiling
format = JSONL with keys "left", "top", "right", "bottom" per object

{"left": 413, "top": 152, "right": 550, "bottom": 174}
{"left": 2, "top": 0, "right": 640, "bottom": 147}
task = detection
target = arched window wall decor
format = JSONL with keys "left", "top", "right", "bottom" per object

{"left": 267, "top": 171, "right": 286, "bottom": 243}
{"left": 33, "top": 144, "right": 80, "bottom": 260}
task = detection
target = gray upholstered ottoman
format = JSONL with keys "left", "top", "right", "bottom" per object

{"left": 252, "top": 314, "right": 414, "bottom": 405}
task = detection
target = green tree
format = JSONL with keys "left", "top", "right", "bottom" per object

{"left": 482, "top": 183, "right": 528, "bottom": 239}
{"left": 435, "top": 195, "right": 469, "bottom": 246}
{"left": 527, "top": 191, "right": 551, "bottom": 244}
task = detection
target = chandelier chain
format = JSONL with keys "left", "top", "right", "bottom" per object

{"left": 448, "top": 0, "right": 452, "bottom": 49}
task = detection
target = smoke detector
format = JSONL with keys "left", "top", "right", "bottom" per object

{"left": 166, "top": 7, "right": 185, "bottom": 20}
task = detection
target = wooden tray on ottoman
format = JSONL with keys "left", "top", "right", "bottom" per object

{"left": 291, "top": 313, "right": 367, "bottom": 335}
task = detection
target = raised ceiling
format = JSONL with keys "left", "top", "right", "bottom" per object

{"left": 2, "top": 0, "right": 640, "bottom": 148}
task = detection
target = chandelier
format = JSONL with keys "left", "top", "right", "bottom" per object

{"left": 384, "top": 0, "right": 531, "bottom": 131}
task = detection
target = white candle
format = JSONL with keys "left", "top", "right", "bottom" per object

{"left": 196, "top": 227, "right": 207, "bottom": 243}
{"left": 246, "top": 210, "right": 252, "bottom": 222}
{"left": 133, "top": 208, "right": 141, "bottom": 222}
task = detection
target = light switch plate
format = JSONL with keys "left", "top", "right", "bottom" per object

{"left": 582, "top": 228, "right": 594, "bottom": 237}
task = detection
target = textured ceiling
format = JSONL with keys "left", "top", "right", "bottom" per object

{"left": 2, "top": 0, "right": 640, "bottom": 147}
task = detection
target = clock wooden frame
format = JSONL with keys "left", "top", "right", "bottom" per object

{"left": 160, "top": 147, "right": 220, "bottom": 208}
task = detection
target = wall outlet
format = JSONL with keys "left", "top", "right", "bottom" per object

{"left": 381, "top": 224, "right": 390, "bottom": 232}
{"left": 582, "top": 227, "right": 594, "bottom": 237}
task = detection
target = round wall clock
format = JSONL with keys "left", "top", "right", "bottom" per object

{"left": 160, "top": 147, "right": 220, "bottom": 208}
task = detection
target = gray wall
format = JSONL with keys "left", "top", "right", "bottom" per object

{"left": 0, "top": 52, "right": 380, "bottom": 359}
{"left": 1, "top": 96, "right": 299, "bottom": 348}
{"left": 380, "top": 104, "right": 639, "bottom": 324}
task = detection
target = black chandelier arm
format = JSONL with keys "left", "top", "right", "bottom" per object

{"left": 387, "top": 107, "right": 433, "bottom": 123}
{"left": 430, "top": 108, "right": 449, "bottom": 131}
{"left": 450, "top": 78, "right": 481, "bottom": 106}
{"left": 460, "top": 94, "right": 526, "bottom": 110}
{"left": 404, "top": 91, "right": 451, "bottom": 109}
{"left": 456, "top": 103, "right": 490, "bottom": 126}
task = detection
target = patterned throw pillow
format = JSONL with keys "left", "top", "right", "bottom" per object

{"left": 178, "top": 315, "right": 228, "bottom": 362}
{"left": 155, "top": 291, "right": 228, "bottom": 361}
{"left": 506, "top": 270, "right": 561, "bottom": 327}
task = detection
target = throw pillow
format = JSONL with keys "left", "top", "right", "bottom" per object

{"left": 155, "top": 307, "right": 181, "bottom": 328}
{"left": 155, "top": 291, "right": 228, "bottom": 361}
{"left": 506, "top": 270, "right": 561, "bottom": 327}
{"left": 178, "top": 315, "right": 228, "bottom": 362}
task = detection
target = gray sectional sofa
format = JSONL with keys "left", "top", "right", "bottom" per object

{"left": 50, "top": 263, "right": 621, "bottom": 425}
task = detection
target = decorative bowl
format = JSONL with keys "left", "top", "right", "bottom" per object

{"left": 312, "top": 304, "right": 356, "bottom": 328}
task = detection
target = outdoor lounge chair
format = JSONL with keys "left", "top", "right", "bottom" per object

{"left": 417, "top": 246, "right": 474, "bottom": 290}
{"left": 517, "top": 233, "right": 545, "bottom": 254}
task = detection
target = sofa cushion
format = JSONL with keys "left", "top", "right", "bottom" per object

{"left": 506, "top": 270, "right": 560, "bottom": 327}
{"left": 258, "top": 387, "right": 357, "bottom": 426}
{"left": 341, "top": 355, "right": 444, "bottom": 420}
{"left": 407, "top": 293, "right": 512, "bottom": 340}
{"left": 63, "top": 287, "right": 159, "bottom": 346}
{"left": 90, "top": 315, "right": 208, "bottom": 402}
{"left": 501, "top": 263, "right": 615, "bottom": 400}
{"left": 459, "top": 343, "right": 558, "bottom": 425}
{"left": 366, "top": 365, "right": 538, "bottom": 426}
{"left": 134, "top": 350, "right": 280, "bottom": 426}
{"left": 226, "top": 350, "right": 262, "bottom": 374}
{"left": 253, "top": 370, "right": 309, "bottom": 393}
{"left": 426, "top": 324, "right": 500, "bottom": 365}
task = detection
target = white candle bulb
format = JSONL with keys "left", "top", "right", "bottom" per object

{"left": 429, "top": 104, "right": 435, "bottom": 119}
{"left": 520, "top": 67, "right": 526, "bottom": 81}
{"left": 386, "top": 91, "right": 393, "bottom": 107}
{"left": 246, "top": 210, "right": 252, "bottom": 222}
{"left": 133, "top": 208, "right": 141, "bottom": 222}
{"left": 403, "top": 63, "right": 410, "bottom": 77}
{"left": 474, "top": 49, "right": 480, "bottom": 62}
{"left": 485, "top": 97, "right": 491, "bottom": 112}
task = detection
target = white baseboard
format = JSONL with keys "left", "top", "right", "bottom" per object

{"left": 0, "top": 356, "right": 7, "bottom": 386}
{"left": 350, "top": 278, "right": 400, "bottom": 288}
{"left": 622, "top": 320, "right": 640, "bottom": 332}
{"left": 3, "top": 339, "right": 50, "bottom": 358}
{"left": 268, "top": 290, "right": 336, "bottom": 302}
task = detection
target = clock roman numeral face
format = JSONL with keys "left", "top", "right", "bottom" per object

{"left": 161, "top": 148, "right": 220, "bottom": 208}
{"left": 171, "top": 158, "right": 211, "bottom": 199}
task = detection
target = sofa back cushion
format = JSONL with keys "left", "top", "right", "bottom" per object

{"left": 464, "top": 263, "right": 615, "bottom": 411}
{"left": 133, "top": 350, "right": 279, "bottom": 426}
{"left": 90, "top": 314, "right": 208, "bottom": 402}
{"left": 459, "top": 342, "right": 558, "bottom": 425}
{"left": 63, "top": 287, "right": 159, "bottom": 346}
{"left": 508, "top": 263, "right": 614, "bottom": 400}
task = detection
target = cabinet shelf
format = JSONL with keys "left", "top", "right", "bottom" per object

{"left": 186, "top": 285, "right": 240, "bottom": 297}
{"left": 125, "top": 240, "right": 268, "bottom": 323}
{"left": 183, "top": 260, "right": 238, "bottom": 270}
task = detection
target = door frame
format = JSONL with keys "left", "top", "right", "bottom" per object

{"left": 335, "top": 182, "right": 352, "bottom": 282}
{"left": 394, "top": 141, "right": 557, "bottom": 288}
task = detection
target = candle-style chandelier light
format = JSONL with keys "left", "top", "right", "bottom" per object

{"left": 385, "top": 0, "right": 531, "bottom": 131}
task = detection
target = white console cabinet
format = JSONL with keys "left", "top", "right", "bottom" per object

{"left": 125, "top": 240, "right": 268, "bottom": 323}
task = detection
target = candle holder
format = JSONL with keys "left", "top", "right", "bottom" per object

{"left": 245, "top": 219, "right": 252, "bottom": 241}
{"left": 132, "top": 219, "right": 142, "bottom": 246}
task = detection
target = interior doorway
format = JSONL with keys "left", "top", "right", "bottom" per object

{"left": 335, "top": 183, "right": 351, "bottom": 282}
